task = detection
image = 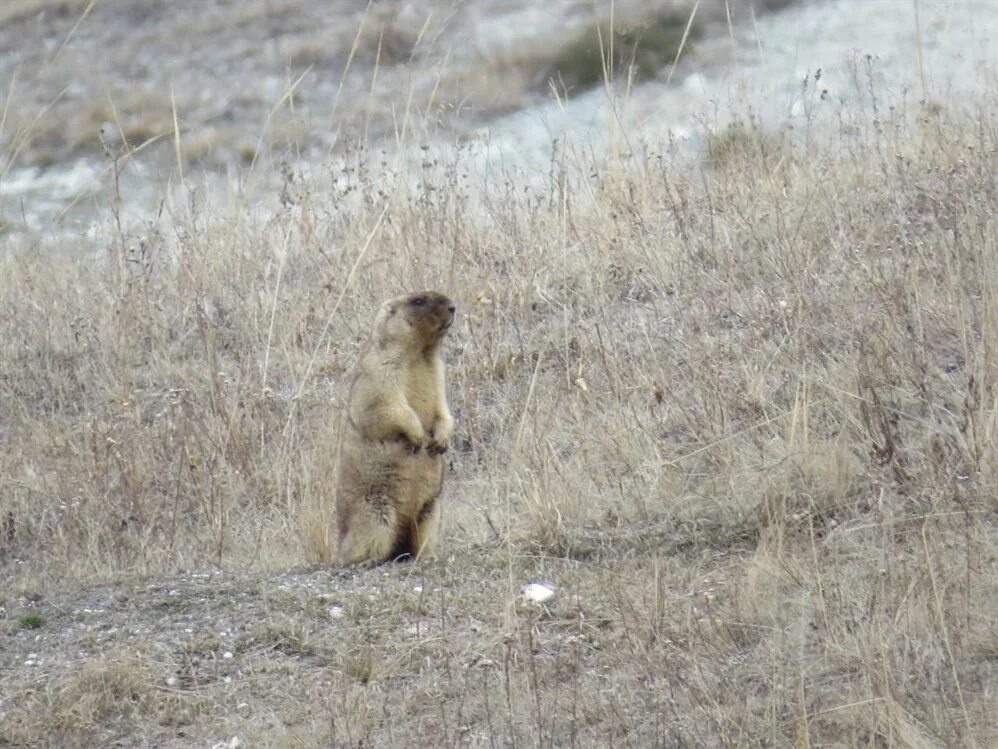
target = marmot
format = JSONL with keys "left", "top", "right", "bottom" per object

{"left": 335, "top": 291, "right": 456, "bottom": 565}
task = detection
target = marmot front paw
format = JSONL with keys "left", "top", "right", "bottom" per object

{"left": 392, "top": 432, "right": 425, "bottom": 453}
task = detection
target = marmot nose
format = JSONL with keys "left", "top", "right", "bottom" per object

{"left": 447, "top": 304, "right": 456, "bottom": 315}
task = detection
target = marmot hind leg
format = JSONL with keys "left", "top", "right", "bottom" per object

{"left": 337, "top": 503, "right": 398, "bottom": 565}
{"left": 409, "top": 497, "right": 441, "bottom": 560}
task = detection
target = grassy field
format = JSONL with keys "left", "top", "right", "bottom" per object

{"left": 2, "top": 8, "right": 998, "bottom": 747}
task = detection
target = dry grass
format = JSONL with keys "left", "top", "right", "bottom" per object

{"left": 2, "top": 15, "right": 998, "bottom": 748}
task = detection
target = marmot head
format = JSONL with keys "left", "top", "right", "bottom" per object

{"left": 375, "top": 291, "right": 456, "bottom": 351}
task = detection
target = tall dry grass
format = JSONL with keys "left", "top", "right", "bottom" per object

{"left": 2, "top": 48, "right": 997, "bottom": 746}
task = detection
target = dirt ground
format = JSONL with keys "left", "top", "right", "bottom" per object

{"left": 3, "top": 537, "right": 751, "bottom": 747}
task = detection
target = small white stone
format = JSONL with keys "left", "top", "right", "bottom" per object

{"left": 222, "top": 651, "right": 233, "bottom": 659}
{"left": 165, "top": 676, "right": 179, "bottom": 687}
{"left": 328, "top": 605, "right": 345, "bottom": 620}
{"left": 413, "top": 585, "right": 423, "bottom": 594}
{"left": 522, "top": 581, "right": 557, "bottom": 604}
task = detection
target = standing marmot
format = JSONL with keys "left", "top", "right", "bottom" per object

{"left": 335, "top": 291, "right": 456, "bottom": 565}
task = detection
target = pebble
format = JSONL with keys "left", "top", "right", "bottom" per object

{"left": 522, "top": 581, "right": 557, "bottom": 604}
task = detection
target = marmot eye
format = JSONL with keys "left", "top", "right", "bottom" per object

{"left": 411, "top": 297, "right": 427, "bottom": 307}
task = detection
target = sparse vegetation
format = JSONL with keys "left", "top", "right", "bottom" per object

{"left": 18, "top": 613, "right": 44, "bottom": 629}
{"left": 545, "top": 11, "right": 701, "bottom": 93}
{"left": 2, "top": 2, "right": 997, "bottom": 748}
{"left": 0, "top": 1, "right": 736, "bottom": 175}
{"left": 706, "top": 115, "right": 788, "bottom": 173}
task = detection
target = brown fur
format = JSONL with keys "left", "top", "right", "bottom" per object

{"left": 335, "top": 291, "right": 456, "bottom": 565}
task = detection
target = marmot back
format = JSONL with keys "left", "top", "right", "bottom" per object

{"left": 335, "top": 291, "right": 456, "bottom": 565}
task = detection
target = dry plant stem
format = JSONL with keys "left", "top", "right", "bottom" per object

{"left": 664, "top": 0, "right": 700, "bottom": 88}
{"left": 248, "top": 66, "right": 312, "bottom": 175}
{"left": 506, "top": 348, "right": 545, "bottom": 623}
{"left": 170, "top": 80, "right": 183, "bottom": 183}
{"left": 921, "top": 523, "right": 975, "bottom": 747}
{"left": 261, "top": 226, "right": 292, "bottom": 396}
{"left": 283, "top": 201, "right": 390, "bottom": 438}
